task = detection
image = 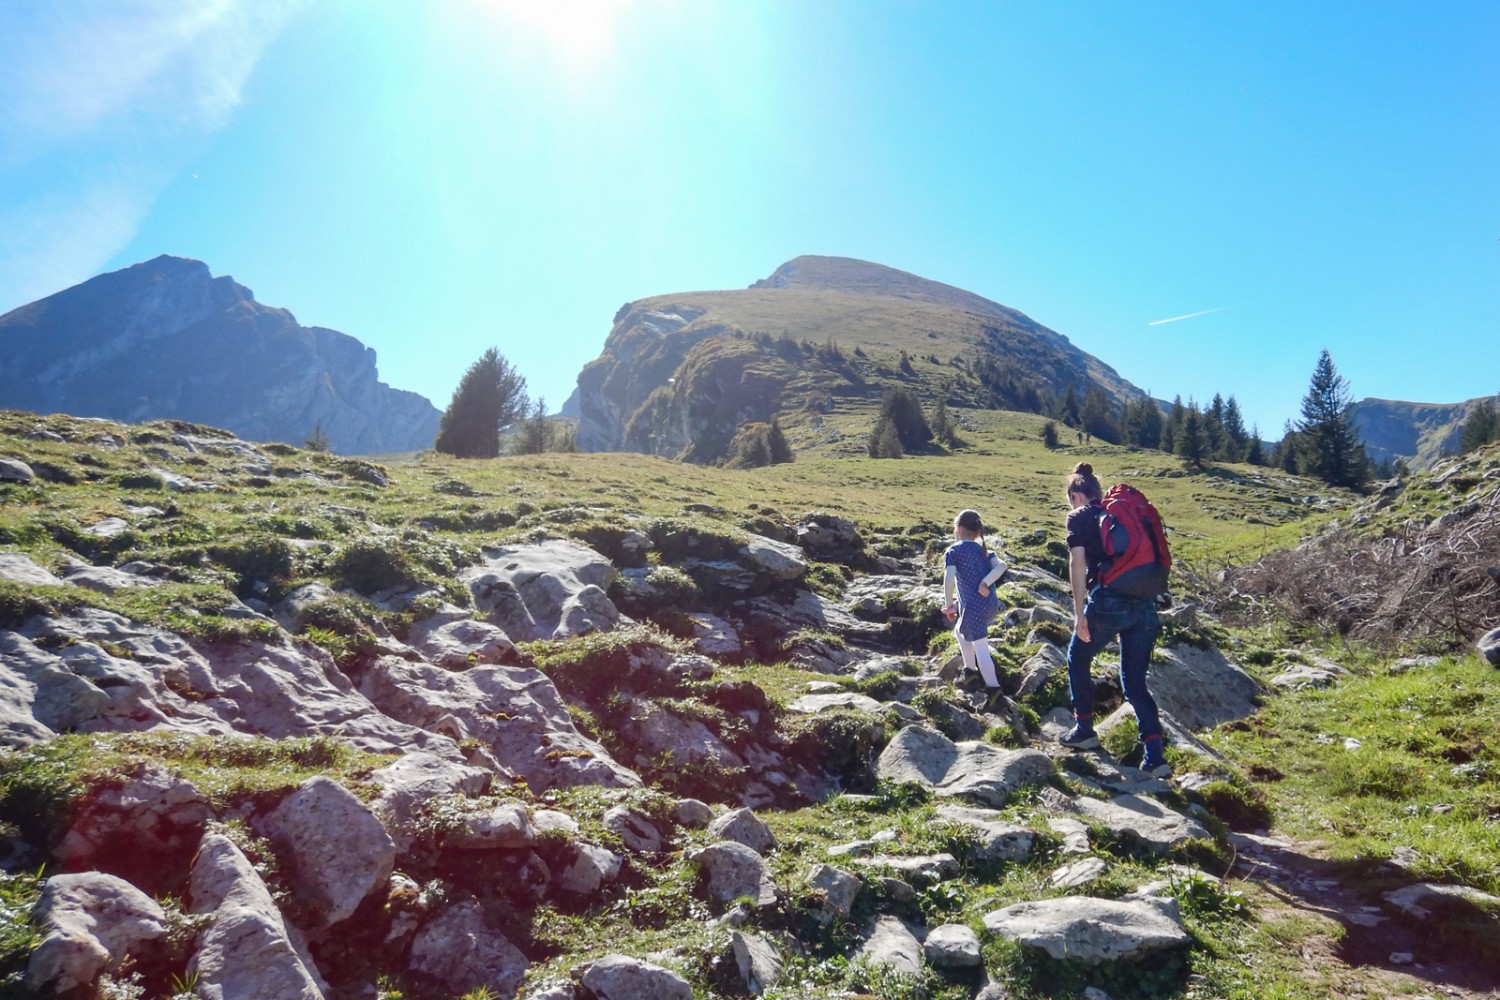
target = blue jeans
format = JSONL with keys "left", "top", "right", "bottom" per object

{"left": 1066, "top": 587, "right": 1163, "bottom": 745}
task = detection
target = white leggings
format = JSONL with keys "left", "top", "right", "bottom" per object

{"left": 955, "top": 631, "right": 999, "bottom": 688}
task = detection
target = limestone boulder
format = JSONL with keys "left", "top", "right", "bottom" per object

{"left": 54, "top": 763, "right": 212, "bottom": 889}
{"left": 855, "top": 916, "right": 923, "bottom": 976}
{"left": 408, "top": 608, "right": 519, "bottom": 668}
{"left": 367, "top": 752, "right": 493, "bottom": 852}
{"left": 408, "top": 899, "right": 529, "bottom": 999}
{"left": 618, "top": 700, "right": 744, "bottom": 774}
{"left": 1065, "top": 794, "right": 1214, "bottom": 854}
{"left": 730, "top": 930, "right": 784, "bottom": 995}
{"left": 574, "top": 954, "right": 693, "bottom": 1000}
{"left": 705, "top": 808, "right": 776, "bottom": 855}
{"left": 983, "top": 895, "right": 1190, "bottom": 963}
{"left": 358, "top": 655, "right": 639, "bottom": 790}
{"left": 461, "top": 539, "right": 619, "bottom": 640}
{"left": 695, "top": 841, "right": 778, "bottom": 909}
{"left": 0, "top": 458, "right": 35, "bottom": 483}
{"left": 603, "top": 805, "right": 666, "bottom": 854}
{"left": 256, "top": 777, "right": 395, "bottom": 928}
{"left": 1477, "top": 626, "right": 1500, "bottom": 666}
{"left": 0, "top": 552, "right": 63, "bottom": 586}
{"left": 555, "top": 843, "right": 624, "bottom": 897}
{"left": 26, "top": 873, "right": 167, "bottom": 994}
{"left": 933, "top": 804, "right": 1036, "bottom": 863}
{"left": 875, "top": 724, "right": 1054, "bottom": 807}
{"left": 924, "top": 923, "right": 982, "bottom": 968}
{"left": 188, "top": 833, "right": 329, "bottom": 999}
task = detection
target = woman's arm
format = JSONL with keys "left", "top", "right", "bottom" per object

{"left": 1069, "top": 545, "right": 1092, "bottom": 643}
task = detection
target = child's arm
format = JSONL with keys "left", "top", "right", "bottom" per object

{"left": 943, "top": 564, "right": 958, "bottom": 606}
{"left": 977, "top": 554, "right": 1008, "bottom": 596}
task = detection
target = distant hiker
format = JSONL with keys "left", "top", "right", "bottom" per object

{"left": 942, "top": 509, "right": 1008, "bottom": 695}
{"left": 1085, "top": 431, "right": 1091, "bottom": 445}
{"left": 1058, "top": 463, "right": 1172, "bottom": 776}
{"left": 1076, "top": 429, "right": 1083, "bottom": 445}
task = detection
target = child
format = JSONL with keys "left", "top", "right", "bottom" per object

{"left": 942, "top": 509, "right": 1008, "bottom": 691}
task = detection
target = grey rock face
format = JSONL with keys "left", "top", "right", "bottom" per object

{"left": 368, "top": 752, "right": 492, "bottom": 852}
{"left": 188, "top": 833, "right": 328, "bottom": 1000}
{"left": 555, "top": 843, "right": 623, "bottom": 896}
{"left": 1477, "top": 626, "right": 1500, "bottom": 666}
{"left": 876, "top": 724, "right": 1055, "bottom": 807}
{"left": 856, "top": 916, "right": 924, "bottom": 976}
{"left": 574, "top": 953, "right": 694, "bottom": 1000}
{"left": 408, "top": 899, "right": 529, "bottom": 999}
{"left": 739, "top": 536, "right": 808, "bottom": 582}
{"left": 0, "top": 631, "right": 113, "bottom": 746}
{"left": 619, "top": 700, "right": 744, "bottom": 773}
{"left": 670, "top": 798, "right": 714, "bottom": 829}
{"left": 603, "top": 806, "right": 666, "bottom": 853}
{"left": 408, "top": 611, "right": 518, "bottom": 668}
{"left": 933, "top": 804, "right": 1036, "bottom": 863}
{"left": 983, "top": 895, "right": 1190, "bottom": 963}
{"left": 695, "top": 841, "right": 778, "bottom": 909}
{"left": 0, "top": 552, "right": 62, "bottom": 586}
{"left": 1066, "top": 794, "right": 1213, "bottom": 853}
{"left": 0, "top": 458, "right": 35, "bottom": 482}
{"left": 54, "top": 763, "right": 212, "bottom": 884}
{"left": 462, "top": 540, "right": 619, "bottom": 641}
{"left": 259, "top": 777, "right": 396, "bottom": 927}
{"left": 449, "top": 802, "right": 539, "bottom": 850}
{"left": 706, "top": 808, "right": 776, "bottom": 855}
{"left": 730, "top": 930, "right": 784, "bottom": 994}
{"left": 26, "top": 873, "right": 167, "bottom": 994}
{"left": 358, "top": 655, "right": 639, "bottom": 790}
{"left": 0, "top": 255, "right": 440, "bottom": 454}
{"left": 806, "top": 863, "right": 861, "bottom": 919}
{"left": 786, "top": 692, "right": 884, "bottom": 715}
{"left": 6, "top": 608, "right": 453, "bottom": 757}
{"left": 924, "top": 923, "right": 982, "bottom": 967}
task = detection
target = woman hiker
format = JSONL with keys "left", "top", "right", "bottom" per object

{"left": 1058, "top": 463, "right": 1172, "bottom": 777}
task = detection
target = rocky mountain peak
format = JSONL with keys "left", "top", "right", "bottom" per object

{"left": 0, "top": 257, "right": 438, "bottom": 455}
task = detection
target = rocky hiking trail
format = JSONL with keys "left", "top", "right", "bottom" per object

{"left": 1224, "top": 830, "right": 1500, "bottom": 1000}
{"left": 4, "top": 437, "right": 1500, "bottom": 999}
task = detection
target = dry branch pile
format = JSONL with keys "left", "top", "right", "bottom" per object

{"left": 1193, "top": 474, "right": 1500, "bottom": 649}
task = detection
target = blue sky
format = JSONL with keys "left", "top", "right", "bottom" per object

{"left": 2, "top": 1, "right": 1496, "bottom": 436}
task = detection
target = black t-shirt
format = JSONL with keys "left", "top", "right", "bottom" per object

{"left": 1065, "top": 501, "right": 1106, "bottom": 588}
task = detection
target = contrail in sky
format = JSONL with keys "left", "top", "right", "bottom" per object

{"left": 1148, "top": 305, "right": 1237, "bottom": 326}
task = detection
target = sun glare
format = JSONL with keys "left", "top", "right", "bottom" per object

{"left": 484, "top": 0, "right": 630, "bottom": 70}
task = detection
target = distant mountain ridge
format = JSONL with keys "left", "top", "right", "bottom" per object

{"left": 0, "top": 256, "right": 440, "bottom": 455}
{"left": 1352, "top": 396, "right": 1490, "bottom": 470}
{"left": 575, "top": 255, "right": 1147, "bottom": 459}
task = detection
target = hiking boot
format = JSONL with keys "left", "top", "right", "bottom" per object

{"left": 1058, "top": 726, "right": 1099, "bottom": 750}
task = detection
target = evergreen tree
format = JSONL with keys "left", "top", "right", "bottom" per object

{"left": 1295, "top": 349, "right": 1368, "bottom": 488}
{"left": 1060, "top": 385, "right": 1081, "bottom": 427}
{"left": 1204, "top": 393, "right": 1228, "bottom": 460}
{"left": 869, "top": 418, "right": 904, "bottom": 458}
{"left": 878, "top": 387, "right": 932, "bottom": 451}
{"left": 767, "top": 417, "right": 794, "bottom": 464}
{"left": 513, "top": 397, "right": 553, "bottom": 455}
{"left": 1160, "top": 396, "right": 1185, "bottom": 454}
{"left": 1244, "top": 424, "right": 1265, "bottom": 466}
{"left": 1175, "top": 403, "right": 1209, "bottom": 468}
{"left": 1080, "top": 385, "right": 1117, "bottom": 443}
{"left": 1041, "top": 421, "right": 1060, "bottom": 449}
{"left": 434, "top": 348, "right": 529, "bottom": 458}
{"left": 930, "top": 395, "right": 956, "bottom": 447}
{"left": 1222, "top": 396, "right": 1249, "bottom": 459}
{"left": 303, "top": 420, "right": 331, "bottom": 453}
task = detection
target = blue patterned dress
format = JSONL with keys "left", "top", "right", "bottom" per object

{"left": 945, "top": 539, "right": 1001, "bottom": 641}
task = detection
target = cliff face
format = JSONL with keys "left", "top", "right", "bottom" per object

{"left": 0, "top": 256, "right": 440, "bottom": 455}
{"left": 1352, "top": 396, "right": 1486, "bottom": 470}
{"left": 574, "top": 256, "right": 1145, "bottom": 461}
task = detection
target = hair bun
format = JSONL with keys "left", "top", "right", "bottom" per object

{"left": 1073, "top": 462, "right": 1093, "bottom": 476}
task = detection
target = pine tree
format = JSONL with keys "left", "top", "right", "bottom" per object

{"left": 869, "top": 418, "right": 904, "bottom": 458}
{"left": 878, "top": 387, "right": 932, "bottom": 451}
{"left": 513, "top": 397, "right": 553, "bottom": 455}
{"left": 434, "top": 348, "right": 529, "bottom": 458}
{"left": 1244, "top": 424, "right": 1265, "bottom": 465}
{"left": 1176, "top": 403, "right": 1209, "bottom": 467}
{"left": 1295, "top": 350, "right": 1368, "bottom": 488}
{"left": 304, "top": 420, "right": 331, "bottom": 453}
{"left": 930, "top": 395, "right": 956, "bottom": 446}
{"left": 767, "top": 417, "right": 794, "bottom": 464}
{"left": 1222, "top": 396, "right": 1250, "bottom": 460}
{"left": 1160, "top": 396, "right": 1185, "bottom": 454}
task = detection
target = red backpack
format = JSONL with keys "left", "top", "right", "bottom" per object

{"left": 1097, "top": 483, "right": 1172, "bottom": 597}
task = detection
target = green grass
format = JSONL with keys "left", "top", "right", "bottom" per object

{"left": 1207, "top": 655, "right": 1500, "bottom": 894}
